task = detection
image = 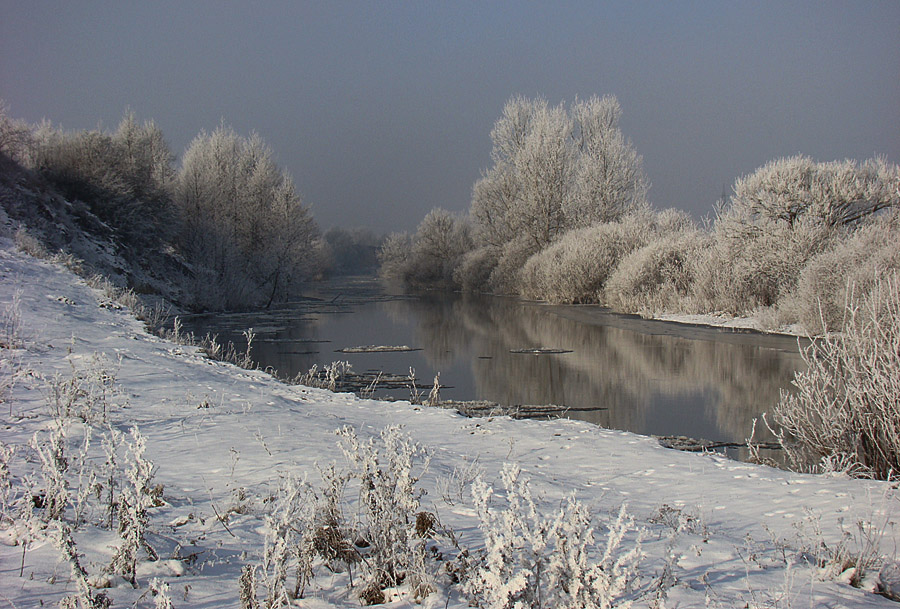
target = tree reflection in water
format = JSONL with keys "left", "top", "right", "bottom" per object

{"left": 379, "top": 292, "right": 804, "bottom": 458}
{"left": 181, "top": 280, "right": 805, "bottom": 461}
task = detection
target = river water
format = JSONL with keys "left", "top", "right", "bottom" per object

{"left": 179, "top": 276, "right": 806, "bottom": 461}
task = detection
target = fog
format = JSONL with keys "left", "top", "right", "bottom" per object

{"left": 2, "top": 1, "right": 898, "bottom": 232}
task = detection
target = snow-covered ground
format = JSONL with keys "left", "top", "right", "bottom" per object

{"left": 1, "top": 240, "right": 897, "bottom": 608}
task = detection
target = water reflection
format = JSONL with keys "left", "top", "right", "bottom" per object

{"left": 180, "top": 279, "right": 805, "bottom": 459}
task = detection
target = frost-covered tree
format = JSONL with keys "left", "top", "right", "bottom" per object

{"left": 379, "top": 208, "right": 472, "bottom": 288}
{"left": 730, "top": 155, "right": 899, "bottom": 229}
{"left": 569, "top": 96, "right": 650, "bottom": 227}
{"left": 174, "top": 124, "right": 320, "bottom": 309}
{"left": 471, "top": 96, "right": 648, "bottom": 252}
{"left": 26, "top": 111, "right": 176, "bottom": 245}
{"left": 697, "top": 155, "right": 900, "bottom": 314}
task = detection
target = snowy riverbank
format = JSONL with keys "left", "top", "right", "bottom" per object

{"left": 1, "top": 241, "right": 897, "bottom": 608}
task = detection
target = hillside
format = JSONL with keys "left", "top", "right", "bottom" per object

{"left": 1, "top": 239, "right": 898, "bottom": 607}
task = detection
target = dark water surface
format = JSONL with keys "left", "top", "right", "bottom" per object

{"left": 179, "top": 277, "right": 806, "bottom": 460}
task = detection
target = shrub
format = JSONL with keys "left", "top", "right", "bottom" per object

{"left": 454, "top": 246, "right": 500, "bottom": 293}
{"left": 793, "top": 211, "right": 900, "bottom": 334}
{"left": 518, "top": 213, "right": 655, "bottom": 303}
{"left": 465, "top": 464, "right": 642, "bottom": 609}
{"left": 694, "top": 211, "right": 835, "bottom": 315}
{"left": 774, "top": 274, "right": 900, "bottom": 479}
{"left": 604, "top": 229, "right": 708, "bottom": 314}
{"left": 337, "top": 426, "right": 432, "bottom": 599}
{"left": 489, "top": 237, "right": 538, "bottom": 295}
{"left": 697, "top": 155, "right": 900, "bottom": 316}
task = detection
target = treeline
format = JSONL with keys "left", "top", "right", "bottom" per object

{"left": 0, "top": 103, "right": 332, "bottom": 311}
{"left": 380, "top": 95, "right": 900, "bottom": 335}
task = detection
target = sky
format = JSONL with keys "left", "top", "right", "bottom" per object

{"left": 1, "top": 1, "right": 898, "bottom": 233}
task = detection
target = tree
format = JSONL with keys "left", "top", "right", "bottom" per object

{"left": 174, "top": 124, "right": 319, "bottom": 309}
{"left": 378, "top": 208, "right": 472, "bottom": 288}
{"left": 730, "top": 155, "right": 899, "bottom": 229}
{"left": 470, "top": 96, "right": 648, "bottom": 254}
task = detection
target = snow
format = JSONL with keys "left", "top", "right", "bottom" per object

{"left": 1, "top": 238, "right": 898, "bottom": 608}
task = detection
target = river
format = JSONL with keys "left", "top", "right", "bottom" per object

{"left": 178, "top": 276, "right": 807, "bottom": 461}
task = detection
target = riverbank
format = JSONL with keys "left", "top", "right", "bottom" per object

{"left": 1, "top": 241, "right": 897, "bottom": 607}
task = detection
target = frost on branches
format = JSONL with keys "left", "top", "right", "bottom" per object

{"left": 466, "top": 463, "right": 643, "bottom": 609}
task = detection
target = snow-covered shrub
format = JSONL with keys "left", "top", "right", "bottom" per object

{"left": 694, "top": 211, "right": 835, "bottom": 315}
{"left": 149, "top": 578, "right": 175, "bottom": 609}
{"left": 295, "top": 361, "right": 352, "bottom": 392}
{"left": 489, "top": 237, "right": 541, "bottom": 295}
{"left": 774, "top": 274, "right": 900, "bottom": 479}
{"left": 254, "top": 475, "right": 316, "bottom": 606}
{"left": 110, "top": 426, "right": 159, "bottom": 585}
{"left": 337, "top": 426, "right": 432, "bottom": 601}
{"left": 730, "top": 155, "right": 899, "bottom": 229}
{"left": 793, "top": 210, "right": 900, "bottom": 334}
{"left": 1, "top": 287, "right": 23, "bottom": 350}
{"left": 56, "top": 521, "right": 112, "bottom": 609}
{"left": 31, "top": 419, "right": 71, "bottom": 522}
{"left": 518, "top": 214, "right": 653, "bottom": 303}
{"left": 48, "top": 353, "right": 123, "bottom": 425}
{"left": 465, "top": 464, "right": 642, "bottom": 609}
{"left": 696, "top": 155, "right": 899, "bottom": 316}
{"left": 604, "top": 229, "right": 709, "bottom": 314}
{"left": 436, "top": 456, "right": 483, "bottom": 506}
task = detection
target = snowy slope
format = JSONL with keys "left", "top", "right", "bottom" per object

{"left": 1, "top": 239, "right": 897, "bottom": 608}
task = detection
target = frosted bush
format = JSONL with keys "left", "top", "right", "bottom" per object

{"left": 48, "top": 353, "right": 123, "bottom": 425}
{"left": 794, "top": 211, "right": 900, "bottom": 334}
{"left": 252, "top": 475, "right": 316, "bottom": 606}
{"left": 31, "top": 420, "right": 71, "bottom": 522}
{"left": 466, "top": 464, "right": 642, "bottom": 609}
{"left": 696, "top": 155, "right": 899, "bottom": 316}
{"left": 489, "top": 237, "right": 538, "bottom": 295}
{"left": 730, "top": 155, "right": 898, "bottom": 229}
{"left": 604, "top": 230, "right": 708, "bottom": 314}
{"left": 774, "top": 274, "right": 900, "bottom": 478}
{"left": 110, "top": 426, "right": 159, "bottom": 585}
{"left": 695, "top": 212, "right": 835, "bottom": 315}
{"left": 337, "top": 425, "right": 432, "bottom": 598}
{"left": 518, "top": 214, "right": 653, "bottom": 304}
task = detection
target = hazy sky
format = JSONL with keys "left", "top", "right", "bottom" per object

{"left": 2, "top": 1, "right": 898, "bottom": 233}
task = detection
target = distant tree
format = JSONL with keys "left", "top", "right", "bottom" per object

{"left": 471, "top": 95, "right": 648, "bottom": 252}
{"left": 174, "top": 124, "right": 319, "bottom": 309}
{"left": 323, "top": 227, "right": 382, "bottom": 275}
{"left": 379, "top": 209, "right": 472, "bottom": 288}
